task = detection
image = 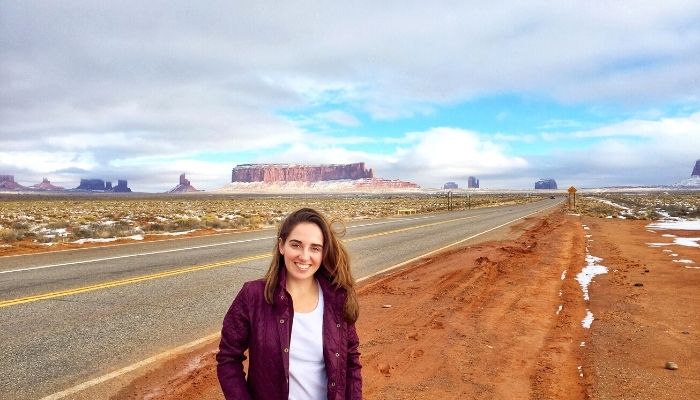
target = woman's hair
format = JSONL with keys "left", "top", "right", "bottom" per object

{"left": 264, "top": 207, "right": 359, "bottom": 324}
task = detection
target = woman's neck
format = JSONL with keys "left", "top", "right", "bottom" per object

{"left": 286, "top": 273, "right": 320, "bottom": 312}
{"left": 286, "top": 273, "right": 318, "bottom": 296}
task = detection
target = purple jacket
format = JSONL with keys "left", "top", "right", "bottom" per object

{"left": 217, "top": 270, "right": 362, "bottom": 400}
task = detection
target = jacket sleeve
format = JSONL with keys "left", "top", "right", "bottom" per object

{"left": 345, "top": 323, "right": 362, "bottom": 399}
{"left": 216, "top": 283, "right": 253, "bottom": 400}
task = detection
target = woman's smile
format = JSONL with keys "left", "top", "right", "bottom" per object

{"left": 279, "top": 222, "right": 324, "bottom": 283}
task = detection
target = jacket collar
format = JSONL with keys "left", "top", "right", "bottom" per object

{"left": 274, "top": 266, "right": 345, "bottom": 307}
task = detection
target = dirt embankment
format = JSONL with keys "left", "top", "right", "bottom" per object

{"left": 103, "top": 208, "right": 698, "bottom": 399}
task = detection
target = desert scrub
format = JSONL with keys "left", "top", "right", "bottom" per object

{"left": 577, "top": 196, "right": 629, "bottom": 218}
{"left": 579, "top": 193, "right": 700, "bottom": 220}
{"left": 0, "top": 192, "right": 546, "bottom": 246}
{"left": 1, "top": 227, "right": 23, "bottom": 243}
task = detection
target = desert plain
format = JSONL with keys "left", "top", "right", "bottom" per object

{"left": 2, "top": 192, "right": 699, "bottom": 399}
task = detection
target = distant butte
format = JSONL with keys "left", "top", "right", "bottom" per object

{"left": 232, "top": 162, "right": 374, "bottom": 183}
{"left": 31, "top": 178, "right": 64, "bottom": 190}
{"left": 168, "top": 173, "right": 200, "bottom": 193}
{"left": 225, "top": 163, "right": 419, "bottom": 192}
{"left": 535, "top": 178, "right": 558, "bottom": 190}
{"left": 0, "top": 175, "right": 27, "bottom": 190}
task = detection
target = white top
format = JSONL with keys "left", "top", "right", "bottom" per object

{"left": 289, "top": 283, "right": 327, "bottom": 400}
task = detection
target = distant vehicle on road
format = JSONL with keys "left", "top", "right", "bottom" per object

{"left": 550, "top": 196, "right": 556, "bottom": 199}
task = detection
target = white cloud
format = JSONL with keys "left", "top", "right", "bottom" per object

{"left": 252, "top": 128, "right": 529, "bottom": 188}
{"left": 2, "top": 1, "right": 700, "bottom": 190}
{"left": 383, "top": 128, "right": 528, "bottom": 186}
{"left": 528, "top": 113, "right": 700, "bottom": 187}
{"left": 571, "top": 111, "right": 700, "bottom": 139}
{"left": 0, "top": 151, "right": 97, "bottom": 176}
{"left": 313, "top": 110, "right": 361, "bottom": 127}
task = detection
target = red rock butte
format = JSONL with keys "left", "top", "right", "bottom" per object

{"left": 168, "top": 173, "right": 199, "bottom": 193}
{"left": 231, "top": 163, "right": 374, "bottom": 183}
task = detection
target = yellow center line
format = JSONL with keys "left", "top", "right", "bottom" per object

{"left": 0, "top": 214, "right": 477, "bottom": 308}
{"left": 0, "top": 254, "right": 270, "bottom": 308}
{"left": 346, "top": 214, "right": 477, "bottom": 242}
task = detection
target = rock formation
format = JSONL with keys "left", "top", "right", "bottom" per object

{"left": 31, "top": 178, "right": 64, "bottom": 190}
{"left": 535, "top": 178, "right": 558, "bottom": 190}
{"left": 674, "top": 159, "right": 700, "bottom": 187}
{"left": 221, "top": 162, "right": 420, "bottom": 193}
{"left": 443, "top": 182, "right": 458, "bottom": 190}
{"left": 75, "top": 178, "right": 131, "bottom": 192}
{"left": 76, "top": 179, "right": 106, "bottom": 191}
{"left": 467, "top": 176, "right": 480, "bottom": 189}
{"left": 168, "top": 174, "right": 199, "bottom": 193}
{"left": 113, "top": 180, "right": 132, "bottom": 193}
{"left": 0, "top": 175, "right": 27, "bottom": 190}
{"left": 232, "top": 163, "right": 373, "bottom": 183}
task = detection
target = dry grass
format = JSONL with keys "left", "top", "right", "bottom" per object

{"left": 577, "top": 192, "right": 700, "bottom": 220}
{"left": 0, "top": 193, "right": 541, "bottom": 248}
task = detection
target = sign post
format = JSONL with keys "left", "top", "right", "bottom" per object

{"left": 568, "top": 186, "right": 577, "bottom": 210}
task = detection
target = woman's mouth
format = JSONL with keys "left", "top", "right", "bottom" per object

{"left": 295, "top": 263, "right": 312, "bottom": 271}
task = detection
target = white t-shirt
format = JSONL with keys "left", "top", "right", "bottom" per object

{"left": 289, "top": 283, "right": 327, "bottom": 400}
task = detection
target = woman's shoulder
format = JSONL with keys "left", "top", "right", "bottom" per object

{"left": 240, "top": 278, "right": 266, "bottom": 292}
{"left": 235, "top": 279, "right": 267, "bottom": 301}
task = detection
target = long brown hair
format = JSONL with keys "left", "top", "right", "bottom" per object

{"left": 264, "top": 207, "right": 359, "bottom": 324}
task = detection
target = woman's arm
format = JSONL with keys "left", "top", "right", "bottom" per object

{"left": 345, "top": 323, "right": 362, "bottom": 399}
{"left": 216, "top": 283, "right": 253, "bottom": 400}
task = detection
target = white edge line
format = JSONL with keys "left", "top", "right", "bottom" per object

{"left": 358, "top": 202, "right": 555, "bottom": 283}
{"left": 39, "top": 333, "right": 221, "bottom": 400}
{"left": 0, "top": 236, "right": 276, "bottom": 274}
{"left": 0, "top": 227, "right": 279, "bottom": 259}
{"left": 0, "top": 214, "right": 437, "bottom": 260}
{"left": 1, "top": 215, "right": 441, "bottom": 275}
{"left": 39, "top": 202, "right": 557, "bottom": 399}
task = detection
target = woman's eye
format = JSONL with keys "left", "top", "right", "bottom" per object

{"left": 311, "top": 247, "right": 321, "bottom": 252}
{"left": 290, "top": 243, "right": 299, "bottom": 248}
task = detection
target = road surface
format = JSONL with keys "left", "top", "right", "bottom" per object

{"left": 0, "top": 199, "right": 560, "bottom": 399}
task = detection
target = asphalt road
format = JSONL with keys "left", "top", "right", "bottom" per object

{"left": 0, "top": 198, "right": 561, "bottom": 399}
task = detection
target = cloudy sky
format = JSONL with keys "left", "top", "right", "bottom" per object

{"left": 1, "top": 1, "right": 699, "bottom": 192}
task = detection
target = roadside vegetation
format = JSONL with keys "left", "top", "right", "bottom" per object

{"left": 0, "top": 193, "right": 541, "bottom": 251}
{"left": 577, "top": 192, "right": 700, "bottom": 220}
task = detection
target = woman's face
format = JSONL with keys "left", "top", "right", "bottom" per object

{"left": 279, "top": 222, "right": 324, "bottom": 284}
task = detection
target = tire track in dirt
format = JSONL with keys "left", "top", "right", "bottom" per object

{"left": 358, "top": 210, "right": 588, "bottom": 399}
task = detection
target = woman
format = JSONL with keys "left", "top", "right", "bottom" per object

{"left": 217, "top": 208, "right": 362, "bottom": 400}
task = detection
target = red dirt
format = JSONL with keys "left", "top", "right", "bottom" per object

{"left": 69, "top": 208, "right": 699, "bottom": 399}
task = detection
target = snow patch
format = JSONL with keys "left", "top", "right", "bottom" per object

{"left": 673, "top": 237, "right": 700, "bottom": 248}
{"left": 673, "top": 259, "right": 695, "bottom": 264}
{"left": 151, "top": 229, "right": 198, "bottom": 236}
{"left": 647, "top": 219, "right": 700, "bottom": 231}
{"left": 576, "top": 255, "right": 608, "bottom": 301}
{"left": 581, "top": 310, "right": 595, "bottom": 328}
{"left": 73, "top": 234, "right": 144, "bottom": 244}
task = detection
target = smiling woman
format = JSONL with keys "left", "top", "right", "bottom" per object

{"left": 217, "top": 207, "right": 361, "bottom": 400}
